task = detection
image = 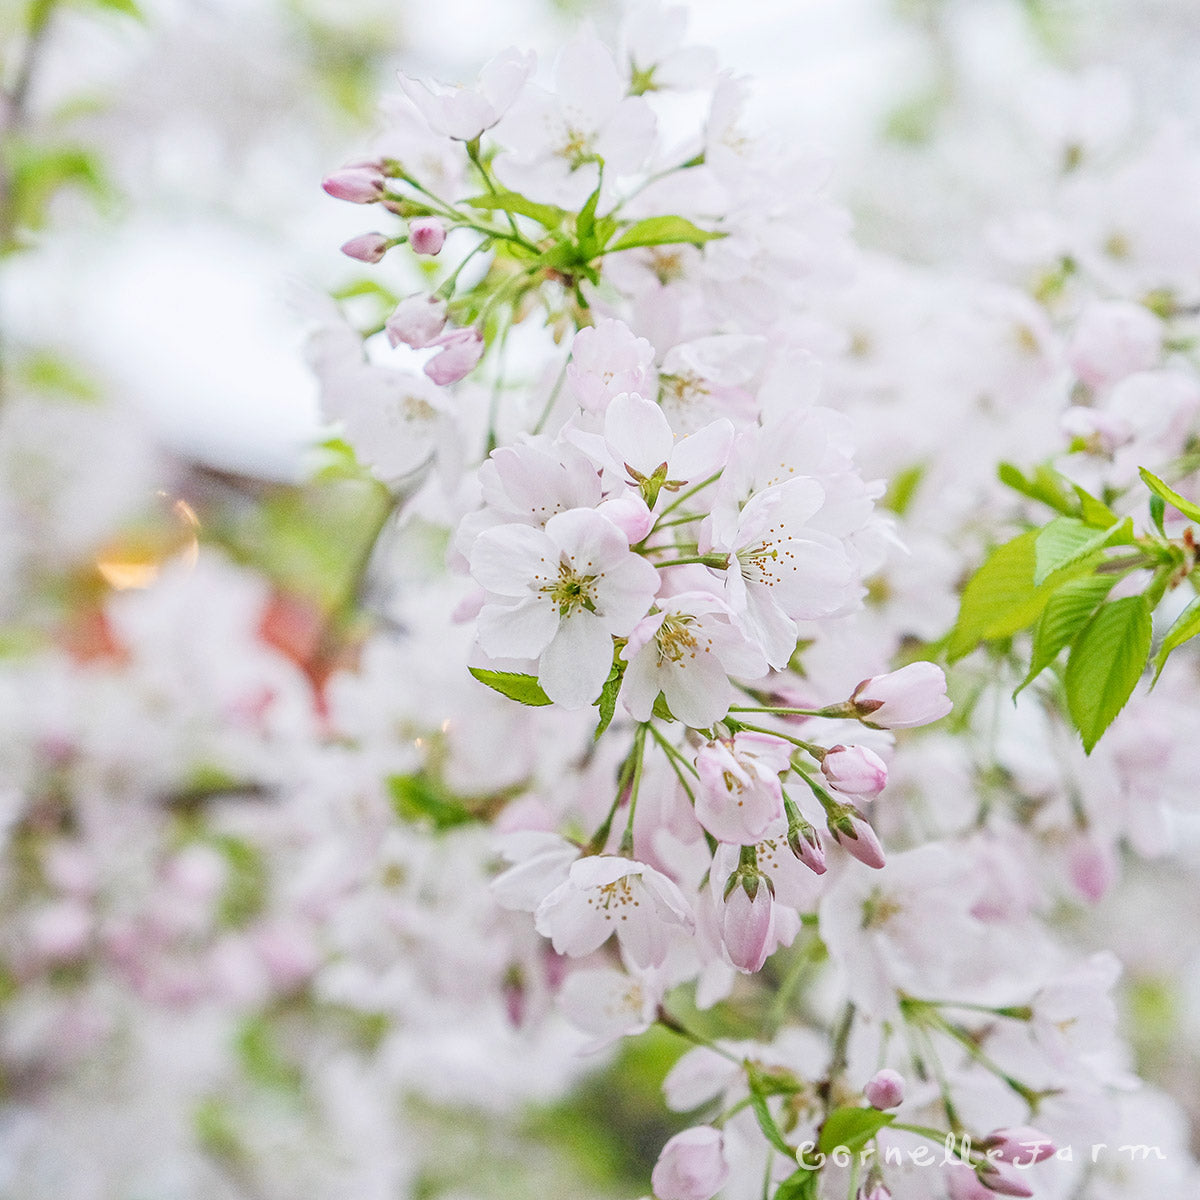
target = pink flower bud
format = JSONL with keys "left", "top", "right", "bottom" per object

{"left": 322, "top": 167, "right": 386, "bottom": 204}
{"left": 851, "top": 662, "right": 952, "bottom": 730}
{"left": 976, "top": 1162, "right": 1034, "bottom": 1198}
{"left": 386, "top": 294, "right": 448, "bottom": 349}
{"left": 788, "top": 821, "right": 827, "bottom": 875}
{"left": 822, "top": 744, "right": 888, "bottom": 798}
{"left": 982, "top": 1127, "right": 1055, "bottom": 1166}
{"left": 340, "top": 232, "right": 391, "bottom": 263}
{"left": 425, "top": 326, "right": 485, "bottom": 385}
{"left": 720, "top": 882, "right": 774, "bottom": 973}
{"left": 831, "top": 812, "right": 886, "bottom": 869}
{"left": 651, "top": 1126, "right": 731, "bottom": 1200}
{"left": 596, "top": 491, "right": 654, "bottom": 543}
{"left": 946, "top": 1164, "right": 994, "bottom": 1200}
{"left": 409, "top": 217, "right": 447, "bottom": 255}
{"left": 864, "top": 1068, "right": 905, "bottom": 1109}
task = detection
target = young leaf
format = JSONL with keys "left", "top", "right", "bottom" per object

{"left": 947, "top": 529, "right": 1098, "bottom": 661}
{"left": 387, "top": 773, "right": 478, "bottom": 830}
{"left": 997, "top": 461, "right": 1076, "bottom": 516}
{"left": 773, "top": 1170, "right": 818, "bottom": 1200}
{"left": 1150, "top": 596, "right": 1200, "bottom": 685}
{"left": 465, "top": 191, "right": 566, "bottom": 230}
{"left": 575, "top": 181, "right": 603, "bottom": 258}
{"left": 817, "top": 1106, "right": 896, "bottom": 1155}
{"left": 1072, "top": 484, "right": 1121, "bottom": 530}
{"left": 1064, "top": 596, "right": 1152, "bottom": 753}
{"left": 1033, "top": 516, "right": 1133, "bottom": 585}
{"left": 1149, "top": 493, "right": 1167, "bottom": 536}
{"left": 747, "top": 1087, "right": 794, "bottom": 1156}
{"left": 605, "top": 215, "right": 725, "bottom": 254}
{"left": 1015, "top": 574, "right": 1117, "bottom": 696}
{"left": 467, "top": 667, "right": 553, "bottom": 706}
{"left": 1138, "top": 467, "right": 1200, "bottom": 524}
{"left": 594, "top": 662, "right": 624, "bottom": 740}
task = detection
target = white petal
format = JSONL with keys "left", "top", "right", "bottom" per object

{"left": 539, "top": 614, "right": 614, "bottom": 708}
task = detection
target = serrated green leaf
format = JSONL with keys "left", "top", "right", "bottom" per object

{"left": 773, "top": 1169, "right": 818, "bottom": 1200}
{"left": 1064, "top": 596, "right": 1152, "bottom": 753}
{"left": 947, "top": 530, "right": 1099, "bottom": 661}
{"left": 1033, "top": 516, "right": 1132, "bottom": 585}
{"left": 1015, "top": 574, "right": 1117, "bottom": 696}
{"left": 468, "top": 667, "right": 553, "bottom": 706}
{"left": 465, "top": 191, "right": 566, "bottom": 230}
{"left": 1139, "top": 467, "right": 1200, "bottom": 524}
{"left": 1073, "top": 484, "right": 1121, "bottom": 530}
{"left": 1150, "top": 596, "right": 1200, "bottom": 685}
{"left": 594, "top": 662, "right": 624, "bottom": 740}
{"left": 605, "top": 215, "right": 725, "bottom": 254}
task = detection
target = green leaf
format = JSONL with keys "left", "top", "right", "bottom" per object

{"left": 594, "top": 662, "right": 624, "bottom": 741}
{"left": 73, "top": 0, "right": 145, "bottom": 16}
{"left": 1064, "top": 596, "right": 1152, "bottom": 753}
{"left": 605, "top": 215, "right": 725, "bottom": 254}
{"left": 947, "top": 529, "right": 1099, "bottom": 661}
{"left": 882, "top": 462, "right": 925, "bottom": 516}
{"left": 387, "top": 773, "right": 477, "bottom": 830}
{"left": 465, "top": 191, "right": 566, "bottom": 230}
{"left": 1150, "top": 596, "right": 1200, "bottom": 685}
{"left": 1073, "top": 484, "right": 1121, "bottom": 529}
{"left": 1015, "top": 574, "right": 1117, "bottom": 696}
{"left": 1138, "top": 467, "right": 1200, "bottom": 524}
{"left": 468, "top": 667, "right": 553, "bottom": 706}
{"left": 1033, "top": 516, "right": 1133, "bottom": 585}
{"left": 1149, "top": 494, "right": 1167, "bottom": 536}
{"left": 773, "top": 1169, "right": 819, "bottom": 1200}
{"left": 817, "top": 1106, "right": 896, "bottom": 1155}
{"left": 651, "top": 692, "right": 676, "bottom": 722}
{"left": 747, "top": 1086, "right": 794, "bottom": 1156}
{"left": 997, "top": 461, "right": 1076, "bottom": 516}
{"left": 576, "top": 181, "right": 602, "bottom": 257}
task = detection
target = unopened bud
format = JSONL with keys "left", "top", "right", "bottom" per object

{"left": 425, "top": 326, "right": 485, "bottom": 385}
{"left": 830, "top": 809, "right": 887, "bottom": 870}
{"left": 386, "top": 294, "right": 448, "bottom": 349}
{"left": 864, "top": 1068, "right": 905, "bottom": 1109}
{"left": 981, "top": 1127, "right": 1055, "bottom": 1166}
{"left": 976, "top": 1162, "right": 1034, "bottom": 1198}
{"left": 340, "top": 232, "right": 391, "bottom": 263}
{"left": 787, "top": 819, "right": 827, "bottom": 875}
{"left": 409, "top": 217, "right": 447, "bottom": 255}
{"left": 822, "top": 744, "right": 888, "bottom": 798}
{"left": 322, "top": 166, "right": 386, "bottom": 204}
{"left": 851, "top": 662, "right": 952, "bottom": 730}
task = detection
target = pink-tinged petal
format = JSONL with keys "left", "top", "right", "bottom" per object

{"left": 622, "top": 611, "right": 668, "bottom": 662}
{"left": 535, "top": 886, "right": 612, "bottom": 957}
{"left": 539, "top": 613, "right": 615, "bottom": 708}
{"left": 616, "top": 904, "right": 669, "bottom": 969}
{"left": 568, "top": 855, "right": 643, "bottom": 889}
{"left": 477, "top": 598, "right": 558, "bottom": 659}
{"left": 662, "top": 653, "right": 732, "bottom": 729}
{"left": 605, "top": 391, "right": 675, "bottom": 479}
{"left": 470, "top": 523, "right": 555, "bottom": 596}
{"left": 545, "top": 508, "right": 628, "bottom": 570}
{"left": 721, "top": 885, "right": 773, "bottom": 973}
{"left": 596, "top": 554, "right": 662, "bottom": 632}
{"left": 668, "top": 418, "right": 734, "bottom": 485}
{"left": 596, "top": 491, "right": 654, "bottom": 543}
{"left": 620, "top": 645, "right": 664, "bottom": 721}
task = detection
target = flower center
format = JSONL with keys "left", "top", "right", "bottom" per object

{"left": 656, "top": 614, "right": 699, "bottom": 664}
{"left": 543, "top": 560, "right": 598, "bottom": 617}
